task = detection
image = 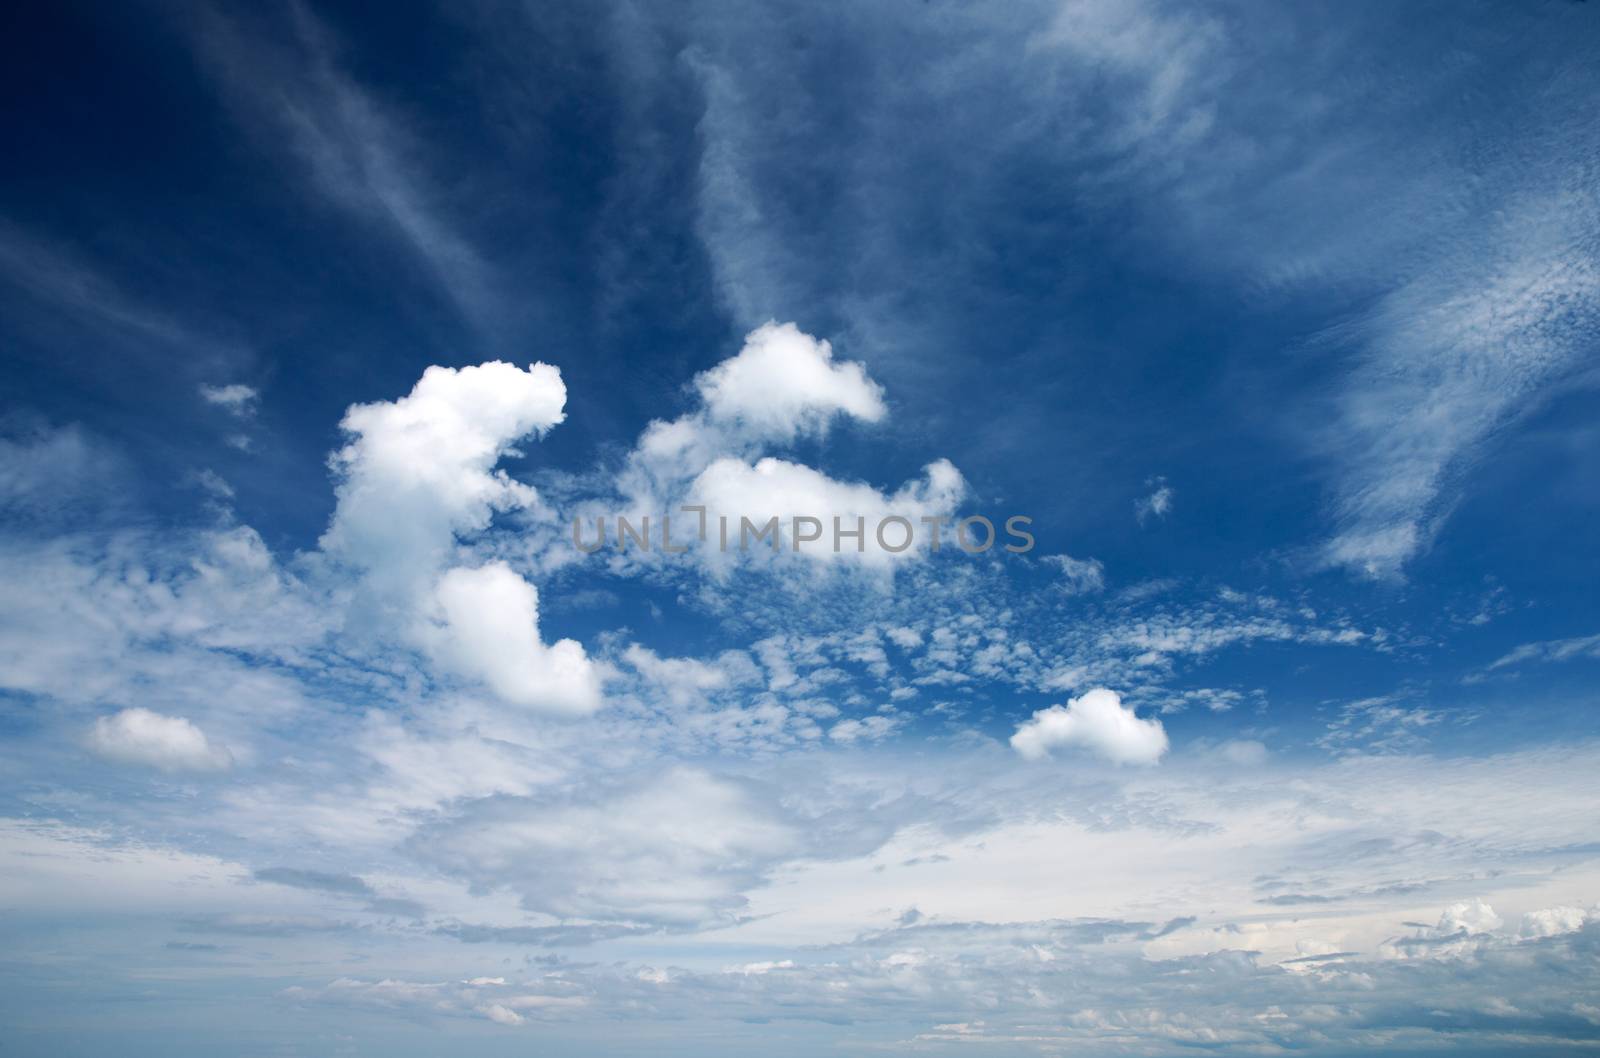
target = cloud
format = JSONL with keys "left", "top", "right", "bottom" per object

{"left": 625, "top": 321, "right": 893, "bottom": 489}
{"left": 1203, "top": 738, "right": 1268, "bottom": 766}
{"left": 1010, "top": 688, "right": 1169, "bottom": 765}
{"left": 0, "top": 221, "right": 250, "bottom": 377}
{"left": 1134, "top": 476, "right": 1173, "bottom": 524}
{"left": 322, "top": 360, "right": 566, "bottom": 590}
{"left": 623, "top": 644, "right": 743, "bottom": 706}
{"left": 1519, "top": 905, "right": 1594, "bottom": 940}
{"left": 1489, "top": 630, "right": 1600, "bottom": 670}
{"left": 408, "top": 767, "right": 800, "bottom": 929}
{"left": 281, "top": 976, "right": 585, "bottom": 1027}
{"left": 319, "top": 358, "right": 598, "bottom": 712}
{"left": 694, "top": 321, "right": 886, "bottom": 440}
{"left": 1319, "top": 228, "right": 1600, "bottom": 578}
{"left": 1041, "top": 553, "right": 1105, "bottom": 594}
{"left": 424, "top": 562, "right": 601, "bottom": 715}
{"left": 190, "top": 4, "right": 501, "bottom": 329}
{"left": 198, "top": 383, "right": 258, "bottom": 417}
{"left": 828, "top": 715, "right": 900, "bottom": 744}
{"left": 86, "top": 708, "right": 233, "bottom": 773}
{"left": 606, "top": 321, "right": 966, "bottom": 571}
{"left": 1317, "top": 694, "right": 1442, "bottom": 756}
{"left": 687, "top": 455, "right": 965, "bottom": 569}
{"left": 0, "top": 424, "right": 123, "bottom": 524}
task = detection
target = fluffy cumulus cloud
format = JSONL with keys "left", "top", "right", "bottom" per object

{"left": 610, "top": 321, "right": 965, "bottom": 569}
{"left": 321, "top": 361, "right": 566, "bottom": 589}
{"left": 1010, "top": 688, "right": 1169, "bottom": 765}
{"left": 424, "top": 562, "right": 601, "bottom": 715}
{"left": 628, "top": 322, "right": 889, "bottom": 488}
{"left": 320, "top": 360, "right": 599, "bottom": 711}
{"left": 86, "top": 707, "right": 233, "bottom": 772}
{"left": 694, "top": 321, "right": 886, "bottom": 439}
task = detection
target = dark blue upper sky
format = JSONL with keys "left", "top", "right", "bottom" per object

{"left": 6, "top": 0, "right": 1597, "bottom": 719}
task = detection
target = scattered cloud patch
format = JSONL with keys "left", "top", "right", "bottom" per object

{"left": 1042, "top": 553, "right": 1105, "bottom": 595}
{"left": 86, "top": 708, "right": 232, "bottom": 772}
{"left": 1010, "top": 688, "right": 1169, "bottom": 765}
{"left": 694, "top": 321, "right": 885, "bottom": 441}
{"left": 1134, "top": 476, "right": 1174, "bottom": 524}
{"left": 198, "top": 383, "right": 258, "bottom": 417}
{"left": 1490, "top": 631, "right": 1600, "bottom": 670}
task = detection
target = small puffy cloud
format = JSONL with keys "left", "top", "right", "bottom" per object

{"left": 1010, "top": 688, "right": 1169, "bottom": 765}
{"left": 426, "top": 562, "right": 600, "bottom": 715}
{"left": 885, "top": 626, "right": 923, "bottom": 650}
{"left": 1041, "top": 553, "right": 1105, "bottom": 594}
{"left": 199, "top": 383, "right": 259, "bottom": 417}
{"left": 86, "top": 708, "right": 233, "bottom": 773}
{"left": 694, "top": 321, "right": 885, "bottom": 441}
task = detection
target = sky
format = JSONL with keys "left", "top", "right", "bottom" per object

{"left": 2, "top": 1, "right": 1600, "bottom": 1055}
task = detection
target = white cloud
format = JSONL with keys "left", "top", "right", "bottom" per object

{"left": 1490, "top": 631, "right": 1600, "bottom": 670}
{"left": 628, "top": 321, "right": 887, "bottom": 492}
{"left": 624, "top": 644, "right": 742, "bottom": 706}
{"left": 688, "top": 455, "right": 965, "bottom": 569}
{"left": 281, "top": 977, "right": 582, "bottom": 1027}
{"left": 86, "top": 708, "right": 233, "bottom": 773}
{"left": 828, "top": 715, "right": 900, "bottom": 744}
{"left": 1519, "top": 905, "right": 1593, "bottom": 940}
{"left": 1317, "top": 194, "right": 1600, "bottom": 579}
{"left": 479, "top": 1003, "right": 523, "bottom": 1026}
{"left": 322, "top": 360, "right": 566, "bottom": 592}
{"left": 885, "top": 626, "right": 923, "bottom": 650}
{"left": 190, "top": 5, "right": 501, "bottom": 328}
{"left": 604, "top": 322, "right": 965, "bottom": 572}
{"left": 1134, "top": 476, "right": 1174, "bottom": 524}
{"left": 198, "top": 383, "right": 258, "bottom": 417}
{"left": 1041, "top": 553, "right": 1105, "bottom": 594}
{"left": 425, "top": 562, "right": 600, "bottom": 716}
{"left": 1414, "top": 899, "right": 1503, "bottom": 938}
{"left": 411, "top": 767, "right": 799, "bottom": 928}
{"left": 694, "top": 321, "right": 885, "bottom": 440}
{"left": 319, "top": 359, "right": 598, "bottom": 712}
{"left": 1010, "top": 688, "right": 1169, "bottom": 765}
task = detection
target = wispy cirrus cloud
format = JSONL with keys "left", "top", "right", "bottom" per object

{"left": 188, "top": 3, "right": 502, "bottom": 332}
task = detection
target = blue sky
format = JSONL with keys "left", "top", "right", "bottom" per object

{"left": 2, "top": 1, "right": 1600, "bottom": 1055}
